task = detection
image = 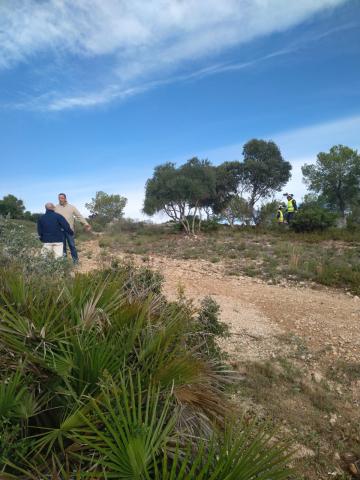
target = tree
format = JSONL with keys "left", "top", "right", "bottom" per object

{"left": 290, "top": 205, "right": 337, "bottom": 232}
{"left": 85, "top": 191, "right": 127, "bottom": 225}
{"left": 302, "top": 145, "right": 360, "bottom": 217}
{"left": 257, "top": 199, "right": 280, "bottom": 226}
{"left": 212, "top": 161, "right": 244, "bottom": 215}
{"left": 143, "top": 158, "right": 216, "bottom": 235}
{"left": 242, "top": 139, "right": 292, "bottom": 222}
{"left": 221, "top": 195, "right": 252, "bottom": 227}
{"left": 0, "top": 194, "right": 26, "bottom": 219}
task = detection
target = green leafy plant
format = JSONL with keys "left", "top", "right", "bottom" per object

{"left": 0, "top": 262, "right": 293, "bottom": 478}
{"left": 0, "top": 218, "right": 70, "bottom": 276}
{"left": 290, "top": 206, "right": 337, "bottom": 233}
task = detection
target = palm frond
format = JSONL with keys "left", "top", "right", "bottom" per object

{"left": 70, "top": 372, "right": 177, "bottom": 479}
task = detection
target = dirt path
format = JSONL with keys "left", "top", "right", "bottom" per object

{"left": 78, "top": 240, "right": 360, "bottom": 477}
{"left": 78, "top": 240, "right": 360, "bottom": 363}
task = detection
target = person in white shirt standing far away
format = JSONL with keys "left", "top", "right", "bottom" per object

{"left": 55, "top": 193, "right": 91, "bottom": 264}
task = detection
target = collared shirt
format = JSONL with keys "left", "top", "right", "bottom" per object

{"left": 55, "top": 203, "right": 89, "bottom": 231}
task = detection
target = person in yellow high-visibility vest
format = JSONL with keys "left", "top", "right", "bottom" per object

{"left": 276, "top": 205, "right": 284, "bottom": 224}
{"left": 286, "top": 194, "right": 297, "bottom": 224}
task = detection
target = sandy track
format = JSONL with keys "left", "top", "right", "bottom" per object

{"left": 78, "top": 240, "right": 360, "bottom": 363}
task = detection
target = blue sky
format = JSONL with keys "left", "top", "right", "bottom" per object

{"left": 0, "top": 0, "right": 359, "bottom": 219}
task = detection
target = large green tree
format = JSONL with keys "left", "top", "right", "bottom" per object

{"left": 0, "top": 194, "right": 25, "bottom": 219}
{"left": 220, "top": 195, "right": 252, "bottom": 227}
{"left": 143, "top": 158, "right": 216, "bottom": 235}
{"left": 242, "top": 139, "right": 292, "bottom": 221}
{"left": 302, "top": 145, "right": 360, "bottom": 217}
{"left": 212, "top": 161, "right": 244, "bottom": 215}
{"left": 85, "top": 191, "right": 127, "bottom": 225}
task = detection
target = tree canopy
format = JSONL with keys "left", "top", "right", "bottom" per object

{"left": 0, "top": 194, "right": 26, "bottom": 219}
{"left": 143, "top": 158, "right": 216, "bottom": 234}
{"left": 302, "top": 145, "right": 360, "bottom": 217}
{"left": 220, "top": 195, "right": 252, "bottom": 227}
{"left": 242, "top": 139, "right": 292, "bottom": 221}
{"left": 85, "top": 191, "right": 127, "bottom": 225}
{"left": 212, "top": 161, "right": 244, "bottom": 214}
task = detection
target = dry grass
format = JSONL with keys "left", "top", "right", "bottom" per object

{"left": 231, "top": 334, "right": 360, "bottom": 479}
{"left": 91, "top": 225, "right": 360, "bottom": 294}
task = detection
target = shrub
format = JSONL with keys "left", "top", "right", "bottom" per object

{"left": 0, "top": 219, "right": 71, "bottom": 277}
{"left": 256, "top": 200, "right": 279, "bottom": 226}
{"left": 195, "top": 296, "right": 229, "bottom": 358}
{"left": 201, "top": 218, "right": 220, "bottom": 232}
{"left": 346, "top": 206, "right": 360, "bottom": 231}
{"left": 290, "top": 206, "right": 337, "bottom": 233}
{"left": 0, "top": 266, "right": 293, "bottom": 478}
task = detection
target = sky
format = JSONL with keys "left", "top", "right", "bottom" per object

{"left": 0, "top": 0, "right": 359, "bottom": 219}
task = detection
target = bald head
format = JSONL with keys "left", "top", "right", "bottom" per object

{"left": 45, "top": 202, "right": 55, "bottom": 211}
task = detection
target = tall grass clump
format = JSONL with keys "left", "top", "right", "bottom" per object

{"left": 0, "top": 265, "right": 293, "bottom": 478}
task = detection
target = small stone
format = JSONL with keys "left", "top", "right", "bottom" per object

{"left": 349, "top": 463, "right": 358, "bottom": 476}
{"left": 329, "top": 413, "right": 337, "bottom": 426}
{"left": 312, "top": 371, "right": 323, "bottom": 383}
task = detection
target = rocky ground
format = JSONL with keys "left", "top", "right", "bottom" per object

{"left": 78, "top": 239, "right": 360, "bottom": 363}
{"left": 77, "top": 239, "right": 360, "bottom": 479}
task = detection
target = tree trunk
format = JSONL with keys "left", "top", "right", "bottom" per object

{"left": 181, "top": 217, "right": 191, "bottom": 235}
{"left": 198, "top": 209, "right": 203, "bottom": 233}
{"left": 191, "top": 202, "right": 199, "bottom": 235}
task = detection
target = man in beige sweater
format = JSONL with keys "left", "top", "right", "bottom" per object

{"left": 55, "top": 193, "right": 91, "bottom": 263}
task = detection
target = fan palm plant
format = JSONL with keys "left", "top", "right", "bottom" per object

{"left": 0, "top": 264, "right": 293, "bottom": 478}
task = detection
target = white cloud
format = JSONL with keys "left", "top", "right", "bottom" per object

{"left": 1, "top": 0, "right": 349, "bottom": 110}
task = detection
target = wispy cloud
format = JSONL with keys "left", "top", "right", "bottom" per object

{"left": 1, "top": 0, "right": 350, "bottom": 111}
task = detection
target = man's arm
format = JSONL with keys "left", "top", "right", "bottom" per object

{"left": 72, "top": 206, "right": 90, "bottom": 226}
{"left": 37, "top": 218, "right": 43, "bottom": 241}
{"left": 57, "top": 214, "right": 74, "bottom": 236}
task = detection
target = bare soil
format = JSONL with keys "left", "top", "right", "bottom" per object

{"left": 78, "top": 239, "right": 360, "bottom": 479}
{"left": 78, "top": 239, "right": 360, "bottom": 363}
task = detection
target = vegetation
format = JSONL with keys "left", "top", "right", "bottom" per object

{"left": 241, "top": 139, "right": 292, "bottom": 222}
{"left": 143, "top": 139, "right": 291, "bottom": 233}
{"left": 143, "top": 158, "right": 216, "bottom": 235}
{"left": 85, "top": 190, "right": 128, "bottom": 227}
{"left": 0, "top": 194, "right": 42, "bottom": 222}
{"left": 0, "top": 276, "right": 291, "bottom": 478}
{"left": 97, "top": 223, "right": 360, "bottom": 295}
{"left": 0, "top": 194, "right": 26, "bottom": 218}
{"left": 0, "top": 218, "right": 70, "bottom": 276}
{"left": 236, "top": 342, "right": 360, "bottom": 480}
{"left": 2, "top": 141, "right": 360, "bottom": 478}
{"left": 0, "top": 219, "right": 293, "bottom": 478}
{"left": 302, "top": 145, "right": 360, "bottom": 218}
{"left": 290, "top": 205, "right": 338, "bottom": 233}
{"left": 220, "top": 195, "right": 252, "bottom": 227}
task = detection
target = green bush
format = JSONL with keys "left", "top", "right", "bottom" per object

{"left": 201, "top": 218, "right": 220, "bottom": 232}
{"left": 290, "top": 206, "right": 337, "bottom": 233}
{"left": 196, "top": 296, "right": 229, "bottom": 357}
{"left": 0, "top": 265, "right": 293, "bottom": 478}
{"left": 0, "top": 219, "right": 70, "bottom": 276}
{"left": 346, "top": 206, "right": 360, "bottom": 231}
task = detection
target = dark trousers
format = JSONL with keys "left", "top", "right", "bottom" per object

{"left": 286, "top": 212, "right": 294, "bottom": 224}
{"left": 63, "top": 231, "right": 79, "bottom": 263}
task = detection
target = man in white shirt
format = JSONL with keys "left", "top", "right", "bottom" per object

{"left": 55, "top": 193, "right": 91, "bottom": 263}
